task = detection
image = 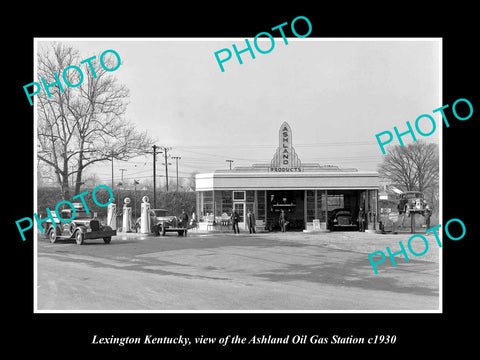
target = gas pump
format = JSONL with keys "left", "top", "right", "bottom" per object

{"left": 140, "top": 195, "right": 151, "bottom": 234}
{"left": 107, "top": 202, "right": 117, "bottom": 230}
{"left": 122, "top": 197, "right": 133, "bottom": 233}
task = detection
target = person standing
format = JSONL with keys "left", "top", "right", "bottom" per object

{"left": 246, "top": 209, "right": 256, "bottom": 234}
{"left": 358, "top": 207, "right": 366, "bottom": 232}
{"left": 179, "top": 209, "right": 189, "bottom": 228}
{"left": 279, "top": 209, "right": 287, "bottom": 232}
{"left": 424, "top": 203, "right": 431, "bottom": 229}
{"left": 231, "top": 209, "right": 240, "bottom": 234}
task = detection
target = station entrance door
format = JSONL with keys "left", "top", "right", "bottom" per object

{"left": 233, "top": 202, "right": 245, "bottom": 229}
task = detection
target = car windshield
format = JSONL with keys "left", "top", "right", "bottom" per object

{"left": 59, "top": 210, "right": 72, "bottom": 220}
{"left": 336, "top": 211, "right": 351, "bottom": 216}
{"left": 153, "top": 210, "right": 168, "bottom": 217}
{"left": 60, "top": 209, "right": 90, "bottom": 220}
{"left": 75, "top": 210, "right": 91, "bottom": 219}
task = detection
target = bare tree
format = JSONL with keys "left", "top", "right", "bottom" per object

{"left": 378, "top": 140, "right": 439, "bottom": 193}
{"left": 181, "top": 171, "right": 198, "bottom": 191}
{"left": 37, "top": 44, "right": 79, "bottom": 199}
{"left": 37, "top": 43, "right": 153, "bottom": 199}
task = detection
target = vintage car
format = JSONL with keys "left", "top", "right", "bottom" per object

{"left": 135, "top": 209, "right": 188, "bottom": 236}
{"left": 397, "top": 191, "right": 426, "bottom": 215}
{"left": 326, "top": 208, "right": 359, "bottom": 231}
{"left": 43, "top": 203, "right": 116, "bottom": 245}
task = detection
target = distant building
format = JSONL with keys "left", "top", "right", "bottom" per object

{"left": 379, "top": 184, "right": 402, "bottom": 201}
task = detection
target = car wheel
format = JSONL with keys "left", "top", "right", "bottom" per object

{"left": 103, "top": 237, "right": 111, "bottom": 244}
{"left": 75, "top": 231, "right": 85, "bottom": 245}
{"left": 48, "top": 228, "right": 57, "bottom": 243}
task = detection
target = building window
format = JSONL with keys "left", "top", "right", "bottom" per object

{"left": 306, "top": 190, "right": 315, "bottom": 222}
{"left": 202, "top": 191, "right": 213, "bottom": 217}
{"left": 246, "top": 190, "right": 254, "bottom": 203}
{"left": 319, "top": 193, "right": 327, "bottom": 222}
{"left": 246, "top": 190, "right": 255, "bottom": 215}
{"left": 221, "top": 191, "right": 233, "bottom": 214}
{"left": 233, "top": 191, "right": 245, "bottom": 201}
{"left": 257, "top": 190, "right": 266, "bottom": 221}
{"left": 317, "top": 191, "right": 324, "bottom": 222}
{"left": 328, "top": 194, "right": 344, "bottom": 209}
{"left": 214, "top": 191, "right": 222, "bottom": 216}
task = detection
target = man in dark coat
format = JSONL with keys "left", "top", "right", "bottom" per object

{"left": 231, "top": 209, "right": 240, "bottom": 234}
{"left": 424, "top": 203, "right": 432, "bottom": 229}
{"left": 358, "top": 207, "right": 366, "bottom": 232}
{"left": 279, "top": 209, "right": 287, "bottom": 232}
{"left": 246, "top": 209, "right": 256, "bottom": 234}
{"left": 179, "top": 209, "right": 189, "bottom": 228}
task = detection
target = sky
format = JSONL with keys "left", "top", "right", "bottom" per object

{"left": 36, "top": 38, "right": 441, "bottom": 189}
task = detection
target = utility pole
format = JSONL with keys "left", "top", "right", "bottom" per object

{"left": 152, "top": 145, "right": 158, "bottom": 209}
{"left": 111, "top": 152, "right": 114, "bottom": 191}
{"left": 119, "top": 168, "right": 127, "bottom": 182}
{"left": 161, "top": 147, "right": 172, "bottom": 192}
{"left": 226, "top": 159, "right": 234, "bottom": 170}
{"left": 117, "top": 168, "right": 127, "bottom": 205}
{"left": 150, "top": 146, "right": 171, "bottom": 206}
{"left": 171, "top": 156, "right": 181, "bottom": 192}
{"left": 116, "top": 181, "right": 123, "bottom": 206}
{"left": 164, "top": 148, "right": 169, "bottom": 192}
{"left": 133, "top": 179, "right": 139, "bottom": 218}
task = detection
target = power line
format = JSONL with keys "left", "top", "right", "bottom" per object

{"left": 174, "top": 140, "right": 377, "bottom": 149}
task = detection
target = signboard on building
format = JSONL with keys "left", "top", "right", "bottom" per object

{"left": 388, "top": 211, "right": 399, "bottom": 222}
{"left": 270, "top": 122, "right": 303, "bottom": 172}
{"left": 270, "top": 167, "right": 302, "bottom": 172}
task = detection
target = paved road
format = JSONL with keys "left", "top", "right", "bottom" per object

{"left": 36, "top": 231, "right": 440, "bottom": 311}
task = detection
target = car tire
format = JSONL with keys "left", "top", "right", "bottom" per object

{"left": 75, "top": 231, "right": 85, "bottom": 245}
{"left": 103, "top": 237, "right": 111, "bottom": 244}
{"left": 48, "top": 228, "right": 57, "bottom": 243}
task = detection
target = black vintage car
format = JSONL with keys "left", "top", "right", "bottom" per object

{"left": 134, "top": 209, "right": 189, "bottom": 236}
{"left": 43, "top": 203, "right": 116, "bottom": 245}
{"left": 327, "top": 208, "right": 359, "bottom": 231}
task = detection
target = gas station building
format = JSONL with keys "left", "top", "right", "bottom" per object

{"left": 195, "top": 122, "right": 379, "bottom": 231}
